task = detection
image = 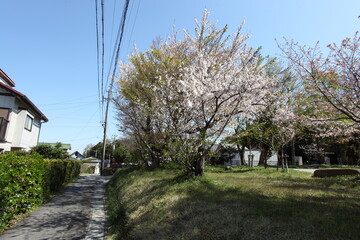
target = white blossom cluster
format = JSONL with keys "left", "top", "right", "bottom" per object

{"left": 115, "top": 11, "right": 293, "bottom": 173}
{"left": 120, "top": 11, "right": 278, "bottom": 141}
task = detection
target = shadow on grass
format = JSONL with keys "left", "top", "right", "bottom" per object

{"left": 163, "top": 181, "right": 359, "bottom": 240}
{"left": 206, "top": 166, "right": 260, "bottom": 174}
{"left": 207, "top": 169, "right": 257, "bottom": 174}
{"left": 107, "top": 169, "right": 360, "bottom": 240}
{"left": 271, "top": 174, "right": 360, "bottom": 195}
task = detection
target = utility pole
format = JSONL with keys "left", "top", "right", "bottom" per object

{"left": 101, "top": 90, "right": 112, "bottom": 170}
{"left": 112, "top": 134, "right": 117, "bottom": 165}
{"left": 100, "top": 0, "right": 130, "bottom": 173}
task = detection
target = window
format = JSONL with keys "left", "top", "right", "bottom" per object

{"left": 25, "top": 115, "right": 33, "bottom": 131}
{"left": 0, "top": 108, "right": 10, "bottom": 141}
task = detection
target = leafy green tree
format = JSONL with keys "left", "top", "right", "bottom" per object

{"left": 31, "top": 143, "right": 69, "bottom": 159}
{"left": 113, "top": 145, "right": 131, "bottom": 164}
{"left": 84, "top": 137, "right": 139, "bottom": 164}
{"left": 84, "top": 141, "right": 113, "bottom": 160}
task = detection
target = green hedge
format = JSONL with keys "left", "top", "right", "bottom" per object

{"left": 43, "top": 159, "right": 80, "bottom": 194}
{"left": 0, "top": 153, "right": 80, "bottom": 231}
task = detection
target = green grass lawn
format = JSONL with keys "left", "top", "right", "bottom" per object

{"left": 105, "top": 166, "right": 360, "bottom": 240}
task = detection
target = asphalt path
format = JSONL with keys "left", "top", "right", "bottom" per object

{"left": 0, "top": 174, "right": 110, "bottom": 240}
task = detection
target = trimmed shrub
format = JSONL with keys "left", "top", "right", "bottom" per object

{"left": 31, "top": 143, "right": 69, "bottom": 159}
{"left": 0, "top": 153, "right": 45, "bottom": 229}
{"left": 43, "top": 159, "right": 80, "bottom": 195}
{"left": 0, "top": 153, "right": 80, "bottom": 231}
{"left": 314, "top": 168, "right": 360, "bottom": 178}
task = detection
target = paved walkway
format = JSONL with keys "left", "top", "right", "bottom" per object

{"left": 0, "top": 174, "right": 110, "bottom": 240}
{"left": 293, "top": 168, "right": 317, "bottom": 173}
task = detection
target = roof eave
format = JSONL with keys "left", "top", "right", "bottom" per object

{"left": 0, "top": 82, "right": 48, "bottom": 122}
{"left": 0, "top": 69, "right": 16, "bottom": 87}
{"left": 21, "top": 95, "right": 49, "bottom": 122}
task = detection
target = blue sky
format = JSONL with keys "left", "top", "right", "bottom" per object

{"left": 0, "top": 0, "right": 358, "bottom": 153}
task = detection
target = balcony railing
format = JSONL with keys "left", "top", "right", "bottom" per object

{"left": 0, "top": 117, "right": 9, "bottom": 142}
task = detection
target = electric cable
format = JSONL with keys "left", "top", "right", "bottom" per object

{"left": 126, "top": 0, "right": 141, "bottom": 55}
{"left": 102, "top": 0, "right": 131, "bottom": 165}
{"left": 94, "top": 0, "right": 102, "bottom": 122}
{"left": 101, "top": 0, "right": 105, "bottom": 101}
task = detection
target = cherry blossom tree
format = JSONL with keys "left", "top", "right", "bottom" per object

{"left": 226, "top": 58, "right": 299, "bottom": 169}
{"left": 279, "top": 32, "right": 360, "bottom": 125}
{"left": 116, "top": 11, "right": 278, "bottom": 176}
{"left": 278, "top": 33, "right": 360, "bottom": 164}
{"left": 114, "top": 43, "right": 178, "bottom": 168}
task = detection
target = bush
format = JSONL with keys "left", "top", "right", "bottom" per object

{"left": 0, "top": 153, "right": 80, "bottom": 231}
{"left": 43, "top": 159, "right": 80, "bottom": 194}
{"left": 314, "top": 168, "right": 360, "bottom": 178}
{"left": 0, "top": 153, "right": 44, "bottom": 229}
{"left": 102, "top": 167, "right": 119, "bottom": 176}
{"left": 31, "top": 143, "right": 69, "bottom": 159}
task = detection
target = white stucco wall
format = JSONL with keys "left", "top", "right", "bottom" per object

{"left": 0, "top": 94, "right": 16, "bottom": 151}
{"left": 225, "top": 149, "right": 278, "bottom": 166}
{"left": 12, "top": 110, "right": 40, "bottom": 151}
{"left": 0, "top": 95, "right": 42, "bottom": 151}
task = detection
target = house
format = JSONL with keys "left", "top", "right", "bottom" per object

{"left": 70, "top": 151, "right": 85, "bottom": 160}
{"left": 212, "top": 143, "right": 279, "bottom": 166}
{"left": 81, "top": 158, "right": 102, "bottom": 174}
{"left": 0, "top": 69, "right": 48, "bottom": 152}
{"left": 224, "top": 148, "right": 279, "bottom": 166}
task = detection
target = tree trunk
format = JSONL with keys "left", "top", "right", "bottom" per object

{"left": 264, "top": 157, "right": 268, "bottom": 169}
{"left": 193, "top": 130, "right": 207, "bottom": 176}
{"left": 193, "top": 157, "right": 205, "bottom": 176}
{"left": 148, "top": 146, "right": 161, "bottom": 170}
{"left": 236, "top": 143, "right": 246, "bottom": 165}
{"left": 258, "top": 147, "right": 269, "bottom": 166}
{"left": 281, "top": 147, "right": 285, "bottom": 170}
{"left": 358, "top": 141, "right": 360, "bottom": 165}
{"left": 140, "top": 149, "right": 149, "bottom": 167}
{"left": 291, "top": 138, "right": 296, "bottom": 166}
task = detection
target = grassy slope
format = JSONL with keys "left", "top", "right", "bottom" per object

{"left": 106, "top": 166, "right": 360, "bottom": 240}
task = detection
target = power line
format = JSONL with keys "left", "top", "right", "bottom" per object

{"left": 94, "top": 0, "right": 102, "bottom": 122}
{"left": 40, "top": 102, "right": 99, "bottom": 111}
{"left": 38, "top": 94, "right": 98, "bottom": 106}
{"left": 100, "top": 0, "right": 105, "bottom": 102}
{"left": 105, "top": 0, "right": 118, "bottom": 91}
{"left": 111, "top": 0, "right": 131, "bottom": 81}
{"left": 102, "top": 0, "right": 131, "bottom": 168}
{"left": 126, "top": 0, "right": 142, "bottom": 54}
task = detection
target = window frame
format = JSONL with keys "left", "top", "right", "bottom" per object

{"left": 24, "top": 115, "right": 33, "bottom": 131}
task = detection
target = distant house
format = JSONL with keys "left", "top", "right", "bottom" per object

{"left": 224, "top": 148, "right": 278, "bottom": 166}
{"left": 212, "top": 143, "right": 279, "bottom": 166}
{"left": 70, "top": 151, "right": 85, "bottom": 160}
{"left": 0, "top": 69, "right": 48, "bottom": 152}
